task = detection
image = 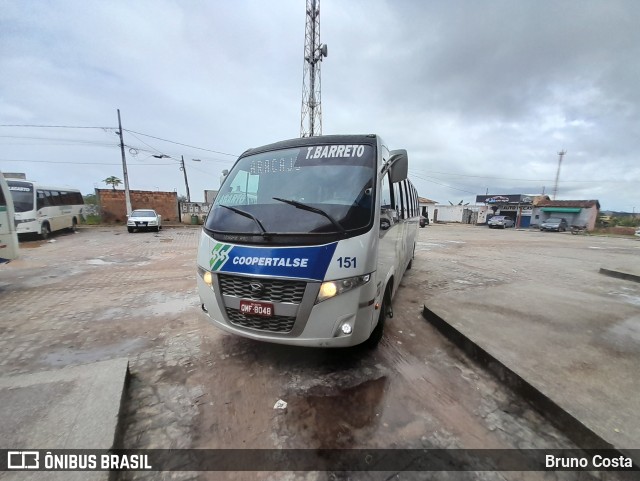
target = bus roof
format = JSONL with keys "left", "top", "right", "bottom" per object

{"left": 6, "top": 179, "right": 81, "bottom": 193}
{"left": 239, "top": 134, "right": 380, "bottom": 159}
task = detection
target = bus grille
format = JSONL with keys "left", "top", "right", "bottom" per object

{"left": 218, "top": 274, "right": 306, "bottom": 304}
{"left": 225, "top": 308, "right": 296, "bottom": 333}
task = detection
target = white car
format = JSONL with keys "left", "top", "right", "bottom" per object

{"left": 635, "top": 227, "right": 640, "bottom": 238}
{"left": 127, "top": 209, "right": 162, "bottom": 233}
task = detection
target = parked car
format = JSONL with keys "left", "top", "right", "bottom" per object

{"left": 127, "top": 209, "right": 162, "bottom": 233}
{"left": 419, "top": 216, "right": 428, "bottom": 228}
{"left": 540, "top": 217, "right": 568, "bottom": 232}
{"left": 488, "top": 215, "right": 515, "bottom": 229}
{"left": 635, "top": 227, "right": 640, "bottom": 238}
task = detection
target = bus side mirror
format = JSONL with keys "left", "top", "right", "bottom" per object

{"left": 388, "top": 149, "right": 408, "bottom": 183}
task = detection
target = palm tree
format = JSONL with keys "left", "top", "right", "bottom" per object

{"left": 103, "top": 176, "right": 122, "bottom": 190}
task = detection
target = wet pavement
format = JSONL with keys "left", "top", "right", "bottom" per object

{"left": 419, "top": 225, "right": 640, "bottom": 463}
{"left": 0, "top": 226, "right": 635, "bottom": 480}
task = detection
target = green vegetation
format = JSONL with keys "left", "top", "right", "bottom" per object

{"left": 83, "top": 214, "right": 102, "bottom": 225}
{"left": 597, "top": 215, "right": 640, "bottom": 228}
{"left": 103, "top": 176, "right": 122, "bottom": 190}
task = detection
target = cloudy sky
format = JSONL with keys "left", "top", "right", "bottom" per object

{"left": 1, "top": 0, "right": 638, "bottom": 211}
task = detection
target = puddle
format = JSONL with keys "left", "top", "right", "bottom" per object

{"left": 609, "top": 290, "right": 640, "bottom": 307}
{"left": 19, "top": 242, "right": 45, "bottom": 249}
{"left": 41, "top": 338, "right": 146, "bottom": 367}
{"left": 147, "top": 292, "right": 198, "bottom": 316}
{"left": 602, "top": 317, "right": 640, "bottom": 353}
{"left": 416, "top": 242, "right": 446, "bottom": 250}
{"left": 87, "top": 259, "right": 116, "bottom": 266}
{"left": 283, "top": 377, "right": 388, "bottom": 448}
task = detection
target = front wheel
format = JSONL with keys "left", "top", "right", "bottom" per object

{"left": 69, "top": 218, "right": 77, "bottom": 233}
{"left": 40, "top": 223, "right": 51, "bottom": 240}
{"left": 363, "top": 294, "right": 388, "bottom": 349}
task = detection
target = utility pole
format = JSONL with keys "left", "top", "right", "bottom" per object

{"left": 117, "top": 109, "right": 132, "bottom": 215}
{"left": 552, "top": 150, "right": 566, "bottom": 200}
{"left": 300, "top": 0, "right": 327, "bottom": 137}
{"left": 179, "top": 155, "right": 191, "bottom": 203}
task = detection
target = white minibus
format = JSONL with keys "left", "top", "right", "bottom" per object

{"left": 7, "top": 179, "right": 84, "bottom": 239}
{"left": 196, "top": 134, "right": 419, "bottom": 348}
{"left": 0, "top": 173, "right": 19, "bottom": 262}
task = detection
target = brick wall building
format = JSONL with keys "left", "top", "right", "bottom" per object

{"left": 96, "top": 189, "right": 178, "bottom": 223}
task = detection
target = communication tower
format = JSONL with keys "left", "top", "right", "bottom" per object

{"left": 552, "top": 150, "right": 567, "bottom": 200}
{"left": 300, "top": 0, "right": 327, "bottom": 137}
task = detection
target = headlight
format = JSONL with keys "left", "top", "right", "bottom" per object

{"left": 197, "top": 265, "right": 213, "bottom": 287}
{"left": 316, "top": 274, "right": 371, "bottom": 304}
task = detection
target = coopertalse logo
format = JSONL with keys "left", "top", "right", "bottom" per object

{"left": 8, "top": 451, "right": 39, "bottom": 469}
{"left": 209, "top": 243, "right": 232, "bottom": 270}
{"left": 206, "top": 242, "right": 338, "bottom": 281}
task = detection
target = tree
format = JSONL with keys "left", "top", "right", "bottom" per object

{"left": 103, "top": 176, "right": 122, "bottom": 190}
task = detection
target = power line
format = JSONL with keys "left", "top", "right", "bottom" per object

{"left": 0, "top": 123, "right": 238, "bottom": 157}
{"left": 122, "top": 129, "right": 238, "bottom": 157}
{"left": 0, "top": 124, "right": 113, "bottom": 129}
{"left": 410, "top": 169, "right": 631, "bottom": 184}
{"left": 0, "top": 158, "right": 174, "bottom": 166}
{"left": 410, "top": 172, "right": 478, "bottom": 195}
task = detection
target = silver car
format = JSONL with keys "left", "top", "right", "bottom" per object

{"left": 488, "top": 215, "right": 515, "bottom": 229}
{"left": 540, "top": 217, "right": 568, "bottom": 232}
{"left": 127, "top": 209, "right": 162, "bottom": 233}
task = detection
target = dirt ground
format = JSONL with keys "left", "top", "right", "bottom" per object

{"left": 0, "top": 225, "right": 635, "bottom": 481}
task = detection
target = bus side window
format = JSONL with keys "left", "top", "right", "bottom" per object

{"left": 49, "top": 191, "right": 61, "bottom": 206}
{"left": 393, "top": 182, "right": 403, "bottom": 219}
{"left": 37, "top": 190, "right": 46, "bottom": 210}
{"left": 403, "top": 181, "right": 410, "bottom": 219}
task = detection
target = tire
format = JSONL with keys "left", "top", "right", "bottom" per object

{"left": 407, "top": 244, "right": 415, "bottom": 270}
{"left": 363, "top": 291, "right": 389, "bottom": 349}
{"left": 127, "top": 227, "right": 133, "bottom": 233}
{"left": 40, "top": 223, "right": 51, "bottom": 240}
{"left": 155, "top": 226, "right": 160, "bottom": 232}
{"left": 69, "top": 218, "right": 77, "bottom": 233}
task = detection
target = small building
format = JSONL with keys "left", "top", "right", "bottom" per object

{"left": 476, "top": 194, "right": 546, "bottom": 228}
{"left": 418, "top": 197, "right": 437, "bottom": 223}
{"left": 532, "top": 199, "right": 600, "bottom": 230}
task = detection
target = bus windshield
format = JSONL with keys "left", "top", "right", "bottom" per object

{"left": 7, "top": 181, "right": 34, "bottom": 213}
{"left": 206, "top": 144, "right": 375, "bottom": 237}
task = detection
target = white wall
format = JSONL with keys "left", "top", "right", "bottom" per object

{"left": 433, "top": 205, "right": 465, "bottom": 222}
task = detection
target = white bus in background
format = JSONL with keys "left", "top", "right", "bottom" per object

{"left": 6, "top": 179, "right": 84, "bottom": 239}
{"left": 196, "top": 134, "right": 419, "bottom": 348}
{"left": 0, "top": 173, "right": 19, "bottom": 262}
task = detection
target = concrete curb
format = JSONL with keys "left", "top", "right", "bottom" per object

{"left": 599, "top": 267, "right": 640, "bottom": 284}
{"left": 422, "top": 305, "right": 639, "bottom": 465}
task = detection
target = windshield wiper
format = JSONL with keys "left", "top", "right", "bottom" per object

{"left": 220, "top": 205, "right": 271, "bottom": 238}
{"left": 272, "top": 197, "right": 346, "bottom": 234}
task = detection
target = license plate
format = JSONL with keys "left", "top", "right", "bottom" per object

{"left": 136, "top": 222, "right": 147, "bottom": 226}
{"left": 239, "top": 300, "right": 274, "bottom": 317}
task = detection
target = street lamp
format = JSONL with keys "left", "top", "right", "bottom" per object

{"left": 152, "top": 154, "right": 193, "bottom": 202}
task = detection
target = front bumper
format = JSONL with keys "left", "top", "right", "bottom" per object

{"left": 196, "top": 274, "right": 378, "bottom": 347}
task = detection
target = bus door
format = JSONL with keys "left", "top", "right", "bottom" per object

{"left": 378, "top": 171, "right": 403, "bottom": 294}
{"left": 0, "top": 174, "right": 19, "bottom": 263}
{"left": 392, "top": 181, "right": 407, "bottom": 287}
